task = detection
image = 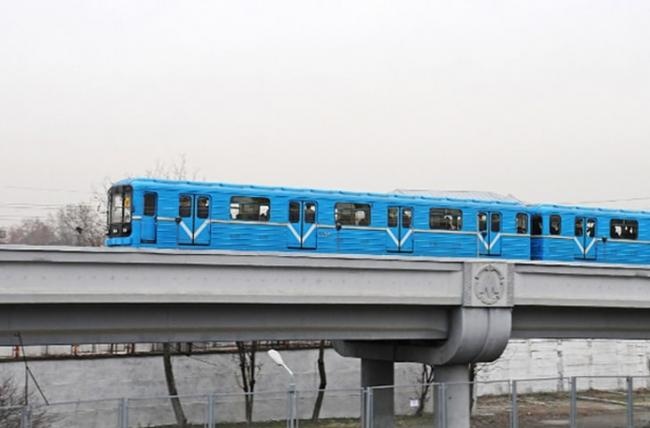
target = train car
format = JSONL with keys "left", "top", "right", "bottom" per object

{"left": 106, "top": 178, "right": 531, "bottom": 260}
{"left": 529, "top": 204, "right": 650, "bottom": 264}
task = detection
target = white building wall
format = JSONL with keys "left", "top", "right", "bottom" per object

{"left": 0, "top": 340, "right": 649, "bottom": 427}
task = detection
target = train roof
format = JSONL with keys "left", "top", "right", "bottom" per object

{"left": 530, "top": 203, "right": 650, "bottom": 217}
{"left": 114, "top": 178, "right": 527, "bottom": 208}
{"left": 394, "top": 189, "right": 523, "bottom": 203}
{"left": 113, "top": 178, "right": 650, "bottom": 216}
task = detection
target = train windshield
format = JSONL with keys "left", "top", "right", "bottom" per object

{"left": 107, "top": 185, "right": 132, "bottom": 237}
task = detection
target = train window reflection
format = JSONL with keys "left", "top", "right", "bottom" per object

{"left": 550, "top": 215, "right": 561, "bottom": 235}
{"left": 431, "top": 208, "right": 463, "bottom": 231}
{"left": 230, "top": 196, "right": 270, "bottom": 222}
{"left": 516, "top": 213, "right": 528, "bottom": 234}
{"left": 335, "top": 203, "right": 371, "bottom": 226}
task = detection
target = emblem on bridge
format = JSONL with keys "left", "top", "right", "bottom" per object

{"left": 464, "top": 263, "right": 511, "bottom": 307}
{"left": 474, "top": 265, "right": 504, "bottom": 305}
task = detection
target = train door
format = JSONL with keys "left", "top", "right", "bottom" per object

{"left": 478, "top": 212, "right": 502, "bottom": 256}
{"left": 177, "top": 194, "right": 212, "bottom": 246}
{"left": 386, "top": 206, "right": 414, "bottom": 253}
{"left": 287, "top": 201, "right": 317, "bottom": 250}
{"left": 140, "top": 192, "right": 157, "bottom": 243}
{"left": 574, "top": 217, "right": 597, "bottom": 260}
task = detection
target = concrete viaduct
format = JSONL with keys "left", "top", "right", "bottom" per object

{"left": 1, "top": 245, "right": 650, "bottom": 427}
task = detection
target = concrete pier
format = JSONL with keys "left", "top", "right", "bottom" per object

{"left": 361, "top": 359, "right": 395, "bottom": 428}
{"left": 434, "top": 365, "right": 471, "bottom": 428}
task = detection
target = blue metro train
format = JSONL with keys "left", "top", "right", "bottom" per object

{"left": 106, "top": 178, "right": 650, "bottom": 265}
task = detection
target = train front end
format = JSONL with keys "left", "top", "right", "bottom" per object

{"left": 105, "top": 184, "right": 133, "bottom": 246}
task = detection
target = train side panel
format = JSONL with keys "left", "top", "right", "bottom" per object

{"left": 105, "top": 178, "right": 530, "bottom": 261}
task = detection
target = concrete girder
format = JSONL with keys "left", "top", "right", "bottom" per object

{"left": 0, "top": 303, "right": 450, "bottom": 346}
{"left": 512, "top": 306, "right": 650, "bottom": 340}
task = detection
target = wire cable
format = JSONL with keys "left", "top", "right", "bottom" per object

{"left": 568, "top": 196, "right": 650, "bottom": 204}
{"left": 1, "top": 185, "right": 90, "bottom": 194}
{"left": 15, "top": 333, "right": 50, "bottom": 405}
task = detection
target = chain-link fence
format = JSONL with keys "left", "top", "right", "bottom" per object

{"left": 5, "top": 375, "right": 650, "bottom": 428}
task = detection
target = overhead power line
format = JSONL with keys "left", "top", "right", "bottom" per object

{"left": 0, "top": 203, "right": 98, "bottom": 210}
{"left": 2, "top": 185, "right": 91, "bottom": 194}
{"left": 566, "top": 196, "right": 650, "bottom": 204}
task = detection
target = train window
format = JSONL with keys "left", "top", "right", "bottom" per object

{"left": 575, "top": 218, "right": 584, "bottom": 237}
{"left": 335, "top": 203, "right": 371, "bottom": 226}
{"left": 289, "top": 202, "right": 300, "bottom": 223}
{"left": 516, "top": 213, "right": 528, "bottom": 234}
{"left": 144, "top": 193, "right": 157, "bottom": 217}
{"left": 491, "top": 213, "right": 501, "bottom": 232}
{"left": 230, "top": 196, "right": 271, "bottom": 222}
{"left": 550, "top": 215, "right": 562, "bottom": 235}
{"left": 111, "top": 192, "right": 124, "bottom": 224}
{"left": 387, "top": 208, "right": 398, "bottom": 228}
{"left": 610, "top": 219, "right": 638, "bottom": 240}
{"left": 531, "top": 215, "right": 542, "bottom": 236}
{"left": 179, "top": 196, "right": 192, "bottom": 218}
{"left": 403, "top": 208, "right": 412, "bottom": 228}
{"left": 123, "top": 193, "right": 132, "bottom": 223}
{"left": 477, "top": 212, "right": 487, "bottom": 233}
{"left": 430, "top": 208, "right": 463, "bottom": 231}
{"left": 586, "top": 219, "right": 596, "bottom": 238}
{"left": 304, "top": 203, "right": 316, "bottom": 224}
{"left": 197, "top": 197, "right": 210, "bottom": 219}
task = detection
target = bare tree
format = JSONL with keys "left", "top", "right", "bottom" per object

{"left": 470, "top": 359, "right": 501, "bottom": 414}
{"left": 162, "top": 344, "right": 188, "bottom": 428}
{"left": 235, "top": 341, "right": 260, "bottom": 425}
{"left": 6, "top": 218, "right": 57, "bottom": 245}
{"left": 144, "top": 156, "right": 200, "bottom": 426}
{"left": 48, "top": 203, "right": 104, "bottom": 246}
{"left": 414, "top": 364, "right": 435, "bottom": 417}
{"left": 4, "top": 202, "right": 104, "bottom": 247}
{"left": 311, "top": 340, "right": 327, "bottom": 421}
{"left": 0, "top": 377, "right": 53, "bottom": 428}
{"left": 469, "top": 362, "right": 478, "bottom": 414}
{"left": 145, "top": 154, "right": 199, "bottom": 181}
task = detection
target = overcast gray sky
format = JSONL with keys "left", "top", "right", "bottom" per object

{"left": 1, "top": 1, "right": 649, "bottom": 227}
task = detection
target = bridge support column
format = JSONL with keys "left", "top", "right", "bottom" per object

{"left": 434, "top": 365, "right": 470, "bottom": 428}
{"left": 335, "top": 263, "right": 513, "bottom": 428}
{"left": 361, "top": 359, "right": 394, "bottom": 428}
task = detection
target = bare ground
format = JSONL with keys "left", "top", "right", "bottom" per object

{"left": 150, "top": 389, "right": 650, "bottom": 427}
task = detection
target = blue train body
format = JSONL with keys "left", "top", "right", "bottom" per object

{"left": 528, "top": 205, "right": 650, "bottom": 264}
{"left": 105, "top": 178, "right": 650, "bottom": 265}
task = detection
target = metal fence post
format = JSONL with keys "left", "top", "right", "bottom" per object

{"left": 287, "top": 383, "right": 297, "bottom": 428}
{"left": 360, "top": 388, "right": 365, "bottom": 428}
{"left": 436, "top": 383, "right": 447, "bottom": 428}
{"left": 570, "top": 377, "right": 577, "bottom": 428}
{"left": 359, "top": 387, "right": 368, "bottom": 428}
{"left": 207, "top": 394, "right": 215, "bottom": 428}
{"left": 294, "top": 387, "right": 299, "bottom": 428}
{"left": 510, "top": 380, "right": 518, "bottom": 428}
{"left": 364, "top": 387, "right": 374, "bottom": 428}
{"left": 627, "top": 376, "right": 634, "bottom": 428}
{"left": 20, "top": 405, "right": 32, "bottom": 428}
{"left": 119, "top": 398, "right": 128, "bottom": 428}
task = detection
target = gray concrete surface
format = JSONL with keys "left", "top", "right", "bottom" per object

{"left": 2, "top": 247, "right": 650, "bottom": 427}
